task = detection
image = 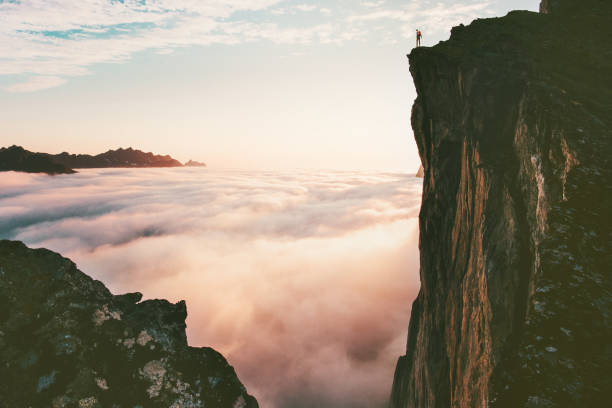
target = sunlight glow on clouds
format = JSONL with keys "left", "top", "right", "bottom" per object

{"left": 0, "top": 168, "right": 423, "bottom": 408}
{"left": 0, "top": 0, "right": 499, "bottom": 91}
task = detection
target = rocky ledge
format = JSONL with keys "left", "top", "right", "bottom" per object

{"left": 0, "top": 240, "right": 258, "bottom": 408}
{"left": 390, "top": 0, "right": 611, "bottom": 407}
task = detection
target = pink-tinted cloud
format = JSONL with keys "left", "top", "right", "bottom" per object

{"left": 0, "top": 168, "right": 422, "bottom": 408}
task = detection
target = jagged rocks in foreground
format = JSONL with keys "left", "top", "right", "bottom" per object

{"left": 391, "top": 0, "right": 611, "bottom": 407}
{"left": 0, "top": 240, "right": 258, "bottom": 408}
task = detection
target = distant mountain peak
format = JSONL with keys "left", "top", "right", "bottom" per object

{"left": 0, "top": 145, "right": 74, "bottom": 175}
{"left": 184, "top": 159, "right": 207, "bottom": 167}
{"left": 1, "top": 145, "right": 188, "bottom": 174}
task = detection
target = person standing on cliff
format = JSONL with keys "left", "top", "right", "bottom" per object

{"left": 416, "top": 29, "right": 422, "bottom": 47}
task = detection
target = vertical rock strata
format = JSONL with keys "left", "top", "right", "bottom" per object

{"left": 0, "top": 240, "right": 258, "bottom": 408}
{"left": 391, "top": 1, "right": 611, "bottom": 407}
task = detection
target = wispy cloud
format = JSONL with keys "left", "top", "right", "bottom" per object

{"left": 348, "top": 1, "right": 493, "bottom": 35}
{"left": 295, "top": 4, "right": 317, "bottom": 12}
{"left": 361, "top": 0, "right": 387, "bottom": 8}
{"left": 5, "top": 75, "right": 67, "bottom": 93}
{"left": 0, "top": 0, "right": 497, "bottom": 91}
{"left": 0, "top": 168, "right": 422, "bottom": 408}
{"left": 0, "top": 0, "right": 338, "bottom": 89}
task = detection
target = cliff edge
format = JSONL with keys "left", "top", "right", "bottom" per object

{"left": 390, "top": 1, "right": 611, "bottom": 407}
{"left": 0, "top": 240, "right": 258, "bottom": 408}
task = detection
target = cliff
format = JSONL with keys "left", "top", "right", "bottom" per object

{"left": 0, "top": 240, "right": 257, "bottom": 408}
{"left": 0, "top": 145, "right": 75, "bottom": 175}
{"left": 390, "top": 1, "right": 611, "bottom": 407}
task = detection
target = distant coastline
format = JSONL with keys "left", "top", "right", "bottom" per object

{"left": 184, "top": 159, "right": 207, "bottom": 167}
{"left": 0, "top": 145, "right": 205, "bottom": 174}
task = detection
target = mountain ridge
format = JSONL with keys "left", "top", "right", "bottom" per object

{"left": 0, "top": 145, "right": 195, "bottom": 174}
{"left": 0, "top": 145, "right": 75, "bottom": 175}
{"left": 46, "top": 146, "right": 183, "bottom": 169}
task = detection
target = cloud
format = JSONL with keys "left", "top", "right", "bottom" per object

{"left": 361, "top": 0, "right": 386, "bottom": 8}
{"left": 348, "top": 0, "right": 494, "bottom": 38}
{"left": 296, "top": 4, "right": 317, "bottom": 12}
{"left": 0, "top": 0, "right": 503, "bottom": 91}
{"left": 0, "top": 0, "right": 344, "bottom": 87}
{"left": 0, "top": 168, "right": 422, "bottom": 408}
{"left": 5, "top": 75, "right": 67, "bottom": 92}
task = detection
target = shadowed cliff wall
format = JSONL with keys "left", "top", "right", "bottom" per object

{"left": 390, "top": 1, "right": 612, "bottom": 406}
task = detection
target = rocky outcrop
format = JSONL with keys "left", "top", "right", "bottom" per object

{"left": 390, "top": 1, "right": 611, "bottom": 407}
{"left": 0, "top": 145, "right": 75, "bottom": 175}
{"left": 0, "top": 240, "right": 257, "bottom": 408}
{"left": 416, "top": 165, "right": 424, "bottom": 178}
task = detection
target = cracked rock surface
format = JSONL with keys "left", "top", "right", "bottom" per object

{"left": 0, "top": 240, "right": 258, "bottom": 408}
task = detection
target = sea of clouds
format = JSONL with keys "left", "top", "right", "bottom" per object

{"left": 0, "top": 168, "right": 422, "bottom": 408}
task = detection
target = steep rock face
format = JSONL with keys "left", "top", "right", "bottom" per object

{"left": 391, "top": 2, "right": 611, "bottom": 407}
{"left": 0, "top": 240, "right": 258, "bottom": 408}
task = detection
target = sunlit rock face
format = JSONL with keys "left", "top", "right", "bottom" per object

{"left": 0, "top": 240, "right": 257, "bottom": 408}
{"left": 390, "top": 0, "right": 612, "bottom": 407}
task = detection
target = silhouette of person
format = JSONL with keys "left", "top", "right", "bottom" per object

{"left": 416, "top": 29, "right": 422, "bottom": 47}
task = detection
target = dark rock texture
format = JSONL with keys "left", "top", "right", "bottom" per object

{"left": 47, "top": 147, "right": 183, "bottom": 169}
{"left": 390, "top": 1, "right": 611, "bottom": 407}
{"left": 0, "top": 145, "right": 75, "bottom": 175}
{"left": 0, "top": 240, "right": 258, "bottom": 408}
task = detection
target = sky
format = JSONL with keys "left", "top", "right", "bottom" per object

{"left": 0, "top": 168, "right": 422, "bottom": 407}
{"left": 0, "top": 0, "right": 538, "bottom": 171}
